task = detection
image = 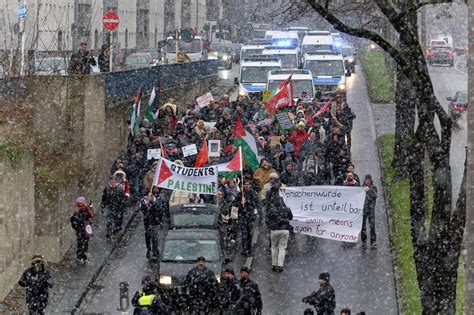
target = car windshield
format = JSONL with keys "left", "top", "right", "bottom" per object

{"left": 125, "top": 56, "right": 149, "bottom": 65}
{"left": 305, "top": 60, "right": 344, "bottom": 77}
{"left": 268, "top": 79, "right": 314, "bottom": 98}
{"left": 272, "top": 54, "right": 297, "bottom": 69}
{"left": 342, "top": 47, "right": 353, "bottom": 57}
{"left": 241, "top": 48, "right": 264, "bottom": 59}
{"left": 172, "top": 212, "right": 216, "bottom": 227}
{"left": 241, "top": 66, "right": 279, "bottom": 83}
{"left": 456, "top": 92, "right": 467, "bottom": 103}
{"left": 161, "top": 239, "right": 220, "bottom": 262}
{"left": 303, "top": 44, "right": 333, "bottom": 54}
{"left": 36, "top": 58, "right": 67, "bottom": 71}
{"left": 167, "top": 39, "right": 201, "bottom": 53}
{"left": 433, "top": 47, "right": 451, "bottom": 52}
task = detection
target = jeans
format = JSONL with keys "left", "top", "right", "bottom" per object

{"left": 270, "top": 230, "right": 289, "bottom": 267}
{"left": 144, "top": 224, "right": 160, "bottom": 257}
{"left": 240, "top": 221, "right": 253, "bottom": 254}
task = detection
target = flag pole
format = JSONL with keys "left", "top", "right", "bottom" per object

{"left": 239, "top": 147, "right": 244, "bottom": 196}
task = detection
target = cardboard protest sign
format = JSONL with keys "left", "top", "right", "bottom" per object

{"left": 196, "top": 92, "right": 214, "bottom": 108}
{"left": 147, "top": 149, "right": 161, "bottom": 160}
{"left": 281, "top": 186, "right": 366, "bottom": 242}
{"left": 182, "top": 144, "right": 198, "bottom": 157}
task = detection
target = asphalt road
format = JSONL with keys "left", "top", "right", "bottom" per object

{"left": 82, "top": 63, "right": 399, "bottom": 314}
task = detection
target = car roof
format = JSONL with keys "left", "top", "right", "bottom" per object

{"left": 165, "top": 228, "right": 220, "bottom": 240}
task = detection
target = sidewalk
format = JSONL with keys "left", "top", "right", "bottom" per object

{"left": 3, "top": 203, "right": 140, "bottom": 314}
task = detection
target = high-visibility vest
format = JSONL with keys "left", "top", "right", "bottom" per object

{"left": 138, "top": 294, "right": 155, "bottom": 307}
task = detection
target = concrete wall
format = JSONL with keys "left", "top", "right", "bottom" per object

{"left": 0, "top": 151, "right": 36, "bottom": 301}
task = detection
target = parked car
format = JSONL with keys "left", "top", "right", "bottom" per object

{"left": 34, "top": 57, "right": 68, "bottom": 75}
{"left": 123, "top": 52, "right": 155, "bottom": 69}
{"left": 447, "top": 91, "right": 467, "bottom": 121}
{"left": 425, "top": 46, "right": 454, "bottom": 66}
{"left": 158, "top": 229, "right": 223, "bottom": 311}
{"left": 169, "top": 204, "right": 219, "bottom": 230}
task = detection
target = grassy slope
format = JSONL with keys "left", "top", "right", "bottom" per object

{"left": 360, "top": 51, "right": 396, "bottom": 103}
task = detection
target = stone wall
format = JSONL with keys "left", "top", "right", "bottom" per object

{"left": 0, "top": 151, "right": 36, "bottom": 301}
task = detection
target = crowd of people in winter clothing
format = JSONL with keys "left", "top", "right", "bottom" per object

{"left": 19, "top": 86, "right": 377, "bottom": 314}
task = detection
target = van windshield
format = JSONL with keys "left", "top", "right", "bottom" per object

{"left": 241, "top": 66, "right": 279, "bottom": 83}
{"left": 268, "top": 79, "right": 314, "bottom": 98}
{"left": 303, "top": 44, "right": 333, "bottom": 54}
{"left": 305, "top": 60, "right": 344, "bottom": 77}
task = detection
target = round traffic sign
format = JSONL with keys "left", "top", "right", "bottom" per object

{"left": 102, "top": 11, "right": 119, "bottom": 31}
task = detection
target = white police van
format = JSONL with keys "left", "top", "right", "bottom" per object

{"left": 239, "top": 39, "right": 269, "bottom": 62}
{"left": 301, "top": 31, "right": 334, "bottom": 55}
{"left": 267, "top": 69, "right": 315, "bottom": 103}
{"left": 262, "top": 46, "right": 300, "bottom": 69}
{"left": 235, "top": 55, "right": 282, "bottom": 96}
{"left": 303, "top": 51, "right": 351, "bottom": 99}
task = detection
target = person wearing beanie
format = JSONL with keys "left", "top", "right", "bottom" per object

{"left": 218, "top": 268, "right": 240, "bottom": 313}
{"left": 70, "top": 197, "right": 94, "bottom": 263}
{"left": 340, "top": 308, "right": 351, "bottom": 315}
{"left": 18, "top": 254, "right": 53, "bottom": 314}
{"left": 236, "top": 267, "right": 262, "bottom": 314}
{"left": 361, "top": 174, "right": 378, "bottom": 249}
{"left": 265, "top": 178, "right": 293, "bottom": 272}
{"left": 302, "top": 272, "right": 336, "bottom": 315}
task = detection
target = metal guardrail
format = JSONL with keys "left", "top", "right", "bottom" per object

{"left": 103, "top": 60, "right": 218, "bottom": 102}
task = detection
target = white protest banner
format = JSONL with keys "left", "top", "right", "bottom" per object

{"left": 280, "top": 186, "right": 366, "bottom": 242}
{"left": 196, "top": 92, "right": 214, "bottom": 108}
{"left": 153, "top": 158, "right": 218, "bottom": 195}
{"left": 182, "top": 144, "right": 198, "bottom": 157}
{"left": 147, "top": 148, "right": 161, "bottom": 160}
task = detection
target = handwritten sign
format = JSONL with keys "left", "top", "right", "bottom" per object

{"left": 182, "top": 144, "right": 198, "bottom": 157}
{"left": 281, "top": 186, "right": 366, "bottom": 242}
{"left": 196, "top": 92, "right": 214, "bottom": 108}
{"left": 275, "top": 112, "right": 293, "bottom": 130}
{"left": 147, "top": 149, "right": 161, "bottom": 160}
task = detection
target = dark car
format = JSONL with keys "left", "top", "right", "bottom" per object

{"left": 208, "top": 45, "right": 232, "bottom": 69}
{"left": 169, "top": 204, "right": 219, "bottom": 229}
{"left": 158, "top": 229, "right": 223, "bottom": 310}
{"left": 425, "top": 45, "right": 454, "bottom": 66}
{"left": 447, "top": 91, "right": 467, "bottom": 121}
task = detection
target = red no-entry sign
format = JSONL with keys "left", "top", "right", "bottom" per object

{"left": 102, "top": 11, "right": 119, "bottom": 31}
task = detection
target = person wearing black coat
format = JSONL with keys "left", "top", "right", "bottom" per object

{"left": 18, "top": 255, "right": 53, "bottom": 315}
{"left": 97, "top": 44, "right": 110, "bottom": 73}
{"left": 233, "top": 179, "right": 263, "bottom": 256}
{"left": 280, "top": 163, "right": 299, "bottom": 187}
{"left": 70, "top": 197, "right": 94, "bottom": 263}
{"left": 185, "top": 257, "right": 217, "bottom": 314}
{"left": 68, "top": 42, "right": 96, "bottom": 75}
{"left": 302, "top": 272, "right": 336, "bottom": 315}
{"left": 236, "top": 267, "right": 262, "bottom": 315}
{"left": 132, "top": 276, "right": 169, "bottom": 315}
{"left": 334, "top": 97, "right": 356, "bottom": 150}
{"left": 101, "top": 173, "right": 128, "bottom": 239}
{"left": 139, "top": 194, "right": 165, "bottom": 260}
{"left": 217, "top": 268, "right": 241, "bottom": 314}
{"left": 265, "top": 179, "right": 293, "bottom": 272}
{"left": 361, "top": 174, "right": 378, "bottom": 248}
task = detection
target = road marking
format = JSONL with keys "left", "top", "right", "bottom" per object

{"left": 245, "top": 257, "right": 253, "bottom": 269}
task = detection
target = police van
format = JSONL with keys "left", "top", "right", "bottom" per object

{"left": 239, "top": 39, "right": 269, "bottom": 62}
{"left": 301, "top": 31, "right": 334, "bottom": 55}
{"left": 270, "top": 31, "right": 299, "bottom": 49}
{"left": 235, "top": 55, "right": 282, "bottom": 96}
{"left": 262, "top": 46, "right": 300, "bottom": 69}
{"left": 267, "top": 69, "right": 315, "bottom": 103}
{"left": 303, "top": 51, "right": 351, "bottom": 99}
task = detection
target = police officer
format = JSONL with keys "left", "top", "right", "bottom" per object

{"left": 236, "top": 267, "right": 262, "bottom": 315}
{"left": 132, "top": 276, "right": 169, "bottom": 314}
{"left": 217, "top": 268, "right": 240, "bottom": 314}
{"left": 302, "top": 272, "right": 336, "bottom": 315}
{"left": 185, "top": 256, "right": 217, "bottom": 314}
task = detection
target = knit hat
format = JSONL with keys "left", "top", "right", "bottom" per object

{"left": 75, "top": 196, "right": 87, "bottom": 205}
{"left": 240, "top": 266, "right": 251, "bottom": 274}
{"left": 113, "top": 170, "right": 126, "bottom": 178}
{"left": 224, "top": 268, "right": 235, "bottom": 275}
{"left": 196, "top": 256, "right": 206, "bottom": 262}
{"left": 142, "top": 275, "right": 152, "bottom": 285}
{"left": 364, "top": 174, "right": 372, "bottom": 181}
{"left": 31, "top": 254, "right": 45, "bottom": 265}
{"left": 297, "top": 121, "right": 305, "bottom": 128}
{"left": 319, "top": 272, "right": 330, "bottom": 281}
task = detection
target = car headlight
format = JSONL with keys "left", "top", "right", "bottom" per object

{"left": 338, "top": 83, "right": 346, "bottom": 90}
{"left": 159, "top": 275, "right": 172, "bottom": 285}
{"left": 222, "top": 55, "right": 228, "bottom": 61}
{"left": 216, "top": 274, "right": 221, "bottom": 283}
{"left": 348, "top": 57, "right": 354, "bottom": 63}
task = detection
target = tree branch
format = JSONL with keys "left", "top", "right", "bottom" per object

{"left": 306, "top": 0, "right": 408, "bottom": 69}
{"left": 395, "top": 0, "right": 457, "bottom": 22}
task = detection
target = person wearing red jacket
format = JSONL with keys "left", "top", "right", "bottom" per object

{"left": 288, "top": 121, "right": 309, "bottom": 161}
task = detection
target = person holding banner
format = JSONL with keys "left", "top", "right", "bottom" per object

{"left": 361, "top": 174, "right": 378, "bottom": 249}
{"left": 265, "top": 179, "right": 293, "bottom": 272}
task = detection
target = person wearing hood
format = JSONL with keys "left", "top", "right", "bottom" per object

{"left": 19, "top": 255, "right": 53, "bottom": 314}
{"left": 302, "top": 272, "right": 336, "bottom": 315}
{"left": 70, "top": 197, "right": 94, "bottom": 263}
{"left": 101, "top": 171, "right": 129, "bottom": 239}
{"left": 361, "top": 174, "right": 378, "bottom": 249}
{"left": 265, "top": 179, "right": 293, "bottom": 272}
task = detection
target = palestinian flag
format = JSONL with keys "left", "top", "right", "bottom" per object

{"left": 145, "top": 87, "right": 158, "bottom": 122}
{"left": 264, "top": 75, "right": 293, "bottom": 115}
{"left": 232, "top": 116, "right": 260, "bottom": 171}
{"left": 216, "top": 148, "right": 242, "bottom": 179}
{"left": 129, "top": 88, "right": 142, "bottom": 136}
